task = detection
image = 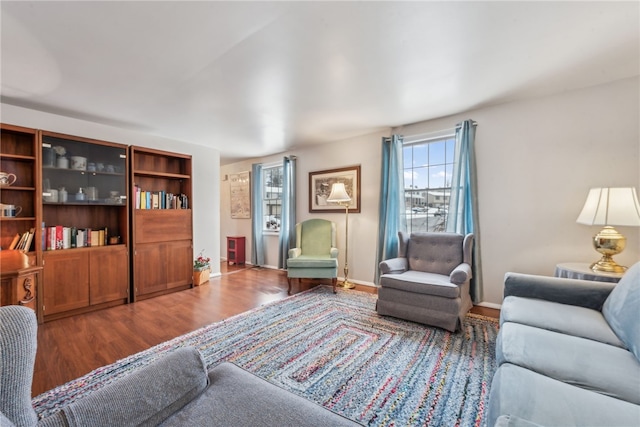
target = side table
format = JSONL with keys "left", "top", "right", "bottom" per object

{"left": 226, "top": 236, "right": 246, "bottom": 265}
{"left": 555, "top": 262, "right": 624, "bottom": 283}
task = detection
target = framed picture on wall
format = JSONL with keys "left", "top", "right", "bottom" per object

{"left": 230, "top": 171, "right": 251, "bottom": 218}
{"left": 309, "top": 165, "right": 361, "bottom": 213}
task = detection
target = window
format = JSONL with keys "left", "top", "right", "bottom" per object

{"left": 263, "top": 165, "right": 283, "bottom": 232}
{"left": 403, "top": 136, "right": 455, "bottom": 233}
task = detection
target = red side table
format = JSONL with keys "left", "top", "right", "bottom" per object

{"left": 226, "top": 236, "right": 246, "bottom": 265}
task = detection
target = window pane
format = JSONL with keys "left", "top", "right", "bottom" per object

{"left": 262, "top": 165, "right": 283, "bottom": 231}
{"left": 403, "top": 136, "right": 455, "bottom": 234}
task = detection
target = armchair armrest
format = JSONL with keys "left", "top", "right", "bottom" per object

{"left": 57, "top": 347, "right": 208, "bottom": 427}
{"left": 450, "top": 263, "right": 471, "bottom": 285}
{"left": 379, "top": 257, "right": 408, "bottom": 275}
{"left": 504, "top": 272, "right": 615, "bottom": 310}
{"left": 330, "top": 247, "right": 338, "bottom": 258}
{"left": 288, "top": 248, "right": 301, "bottom": 258}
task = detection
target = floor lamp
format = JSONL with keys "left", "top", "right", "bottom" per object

{"left": 327, "top": 182, "right": 355, "bottom": 289}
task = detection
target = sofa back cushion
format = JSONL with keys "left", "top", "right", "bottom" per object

{"left": 603, "top": 261, "right": 640, "bottom": 362}
{"left": 407, "top": 232, "right": 464, "bottom": 275}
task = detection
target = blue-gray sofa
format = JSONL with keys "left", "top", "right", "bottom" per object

{"left": 488, "top": 261, "right": 640, "bottom": 426}
{"left": 0, "top": 305, "right": 360, "bottom": 427}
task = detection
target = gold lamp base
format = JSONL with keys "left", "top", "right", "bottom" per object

{"left": 590, "top": 226, "right": 628, "bottom": 273}
{"left": 336, "top": 280, "right": 355, "bottom": 289}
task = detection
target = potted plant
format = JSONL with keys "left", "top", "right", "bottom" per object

{"left": 193, "top": 250, "right": 211, "bottom": 286}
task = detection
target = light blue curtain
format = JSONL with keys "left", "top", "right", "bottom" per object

{"left": 278, "top": 156, "right": 297, "bottom": 269}
{"left": 446, "top": 119, "right": 482, "bottom": 303}
{"left": 251, "top": 163, "right": 265, "bottom": 266}
{"left": 375, "top": 135, "right": 405, "bottom": 284}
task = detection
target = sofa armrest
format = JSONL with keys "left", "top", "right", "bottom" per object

{"left": 330, "top": 247, "right": 339, "bottom": 258}
{"left": 450, "top": 263, "right": 471, "bottom": 285}
{"left": 379, "top": 257, "right": 408, "bottom": 275}
{"left": 504, "top": 272, "right": 615, "bottom": 310}
{"left": 288, "top": 248, "right": 301, "bottom": 258}
{"left": 57, "top": 347, "right": 208, "bottom": 427}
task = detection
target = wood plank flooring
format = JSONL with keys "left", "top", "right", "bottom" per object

{"left": 31, "top": 263, "right": 498, "bottom": 397}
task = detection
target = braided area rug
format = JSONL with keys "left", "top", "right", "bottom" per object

{"left": 33, "top": 286, "right": 499, "bottom": 426}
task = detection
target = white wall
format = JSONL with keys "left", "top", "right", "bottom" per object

{"left": 396, "top": 77, "right": 640, "bottom": 305}
{"left": 220, "top": 129, "right": 390, "bottom": 285}
{"left": 222, "top": 77, "right": 639, "bottom": 305}
{"left": 1, "top": 103, "right": 222, "bottom": 276}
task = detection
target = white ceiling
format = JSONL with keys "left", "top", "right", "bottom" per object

{"left": 2, "top": 1, "right": 638, "bottom": 164}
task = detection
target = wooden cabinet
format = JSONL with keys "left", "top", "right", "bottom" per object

{"left": 42, "top": 246, "right": 128, "bottom": 319}
{"left": 1, "top": 251, "right": 41, "bottom": 318}
{"left": 227, "top": 236, "right": 246, "bottom": 265}
{"left": 130, "top": 147, "right": 193, "bottom": 301}
{"left": 39, "top": 131, "right": 130, "bottom": 320}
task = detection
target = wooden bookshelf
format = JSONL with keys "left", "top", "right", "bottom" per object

{"left": 129, "top": 146, "right": 193, "bottom": 300}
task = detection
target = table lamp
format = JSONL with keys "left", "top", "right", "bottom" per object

{"left": 327, "top": 182, "right": 355, "bottom": 289}
{"left": 576, "top": 187, "right": 640, "bottom": 273}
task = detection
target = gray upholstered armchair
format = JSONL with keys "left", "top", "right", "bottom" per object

{"left": 377, "top": 231, "right": 474, "bottom": 332}
{"left": 286, "top": 219, "right": 339, "bottom": 294}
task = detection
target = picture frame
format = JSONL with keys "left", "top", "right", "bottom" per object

{"left": 230, "top": 171, "right": 251, "bottom": 219}
{"left": 309, "top": 165, "right": 361, "bottom": 213}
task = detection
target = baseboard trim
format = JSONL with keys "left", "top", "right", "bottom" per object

{"left": 475, "top": 301, "right": 502, "bottom": 310}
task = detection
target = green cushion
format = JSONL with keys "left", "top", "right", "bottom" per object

{"left": 300, "top": 219, "right": 333, "bottom": 256}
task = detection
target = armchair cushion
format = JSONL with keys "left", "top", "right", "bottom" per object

{"left": 603, "top": 262, "right": 640, "bottom": 362}
{"left": 406, "top": 232, "right": 465, "bottom": 275}
{"left": 380, "top": 271, "right": 460, "bottom": 298}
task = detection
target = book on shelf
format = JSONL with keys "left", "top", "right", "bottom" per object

{"left": 44, "top": 226, "right": 109, "bottom": 250}
{"left": 134, "top": 186, "right": 189, "bottom": 210}
{"left": 8, "top": 233, "right": 20, "bottom": 250}
{"left": 13, "top": 228, "right": 35, "bottom": 252}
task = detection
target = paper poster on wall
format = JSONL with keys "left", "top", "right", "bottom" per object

{"left": 230, "top": 171, "right": 251, "bottom": 219}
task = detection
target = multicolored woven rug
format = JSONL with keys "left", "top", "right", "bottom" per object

{"left": 33, "top": 286, "right": 499, "bottom": 426}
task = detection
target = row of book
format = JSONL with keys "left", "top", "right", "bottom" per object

{"left": 45, "top": 226, "right": 109, "bottom": 250}
{"left": 8, "top": 228, "right": 35, "bottom": 252}
{"left": 133, "top": 186, "right": 189, "bottom": 210}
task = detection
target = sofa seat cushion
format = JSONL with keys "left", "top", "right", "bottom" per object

{"left": 160, "top": 362, "right": 359, "bottom": 426}
{"left": 603, "top": 262, "right": 640, "bottom": 362}
{"left": 287, "top": 255, "right": 338, "bottom": 269}
{"left": 500, "top": 296, "right": 625, "bottom": 348}
{"left": 379, "top": 271, "right": 460, "bottom": 298}
{"left": 488, "top": 363, "right": 640, "bottom": 427}
{"left": 497, "top": 322, "right": 640, "bottom": 405}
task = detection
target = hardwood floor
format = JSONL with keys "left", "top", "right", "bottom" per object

{"left": 31, "top": 263, "right": 498, "bottom": 397}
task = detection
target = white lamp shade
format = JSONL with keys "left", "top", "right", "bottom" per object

{"left": 576, "top": 187, "right": 640, "bottom": 226}
{"left": 326, "top": 183, "right": 351, "bottom": 203}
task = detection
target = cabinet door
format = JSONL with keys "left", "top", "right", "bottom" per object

{"left": 166, "top": 240, "right": 193, "bottom": 289}
{"left": 90, "top": 246, "right": 128, "bottom": 305}
{"left": 43, "top": 251, "right": 90, "bottom": 315}
{"left": 134, "top": 244, "right": 167, "bottom": 296}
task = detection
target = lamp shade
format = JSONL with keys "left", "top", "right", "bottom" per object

{"left": 576, "top": 187, "right": 640, "bottom": 226}
{"left": 326, "top": 183, "right": 351, "bottom": 203}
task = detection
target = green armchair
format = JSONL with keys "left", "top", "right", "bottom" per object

{"left": 286, "top": 219, "right": 339, "bottom": 294}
